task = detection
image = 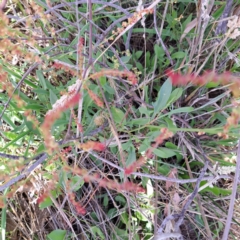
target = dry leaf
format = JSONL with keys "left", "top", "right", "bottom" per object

{"left": 172, "top": 192, "right": 181, "bottom": 210}
{"left": 166, "top": 168, "right": 178, "bottom": 191}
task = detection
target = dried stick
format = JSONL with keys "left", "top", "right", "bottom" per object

{"left": 74, "top": 0, "right": 84, "bottom": 140}
{"left": 0, "top": 0, "right": 7, "bottom": 12}
{"left": 222, "top": 139, "right": 240, "bottom": 240}
{"left": 88, "top": 0, "right": 93, "bottom": 65}
{"left": 183, "top": 147, "right": 213, "bottom": 239}
{"left": 0, "top": 36, "right": 69, "bottom": 43}
{"left": 156, "top": 138, "right": 210, "bottom": 234}
{"left": 45, "top": 0, "right": 131, "bottom": 17}
{"left": 153, "top": 7, "right": 173, "bottom": 65}
{"left": 0, "top": 123, "right": 109, "bottom": 191}
{"left": 0, "top": 153, "right": 47, "bottom": 192}
{"left": 215, "top": 0, "right": 233, "bottom": 36}
{"left": 0, "top": 153, "right": 28, "bottom": 160}
{"left": 156, "top": 214, "right": 180, "bottom": 234}
{"left": 0, "top": 153, "right": 233, "bottom": 193}
{"left": 174, "top": 148, "right": 209, "bottom": 231}
{"left": 92, "top": 0, "right": 163, "bottom": 67}
{"left": 0, "top": 62, "right": 39, "bottom": 123}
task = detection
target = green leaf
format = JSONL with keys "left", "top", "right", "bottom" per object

{"left": 163, "top": 107, "right": 194, "bottom": 117}
{"left": 24, "top": 79, "right": 38, "bottom": 88}
{"left": 153, "top": 147, "right": 176, "bottom": 158}
{"left": 39, "top": 196, "right": 53, "bottom": 209}
{"left": 146, "top": 51, "right": 151, "bottom": 69}
{"left": 0, "top": 113, "right": 15, "bottom": 129}
{"left": 165, "top": 142, "right": 182, "bottom": 161}
{"left": 47, "top": 230, "right": 66, "bottom": 240}
{"left": 25, "top": 104, "right": 44, "bottom": 110}
{"left": 0, "top": 130, "right": 31, "bottom": 150}
{"left": 136, "top": 62, "right": 143, "bottom": 72}
{"left": 126, "top": 145, "right": 136, "bottom": 166}
{"left": 212, "top": 3, "right": 225, "bottom": 19}
{"left": 120, "top": 212, "right": 128, "bottom": 224}
{"left": 23, "top": 116, "right": 39, "bottom": 133}
{"left": 121, "top": 56, "right": 131, "bottom": 63}
{"left": 122, "top": 141, "right": 132, "bottom": 151}
{"left": 138, "top": 106, "right": 152, "bottom": 117}
{"left": 70, "top": 176, "right": 84, "bottom": 191}
{"left": 103, "top": 195, "right": 109, "bottom": 207}
{"left": 36, "top": 70, "right": 47, "bottom": 90}
{"left": 111, "top": 107, "right": 126, "bottom": 124}
{"left": 135, "top": 210, "right": 148, "bottom": 221}
{"left": 104, "top": 84, "right": 115, "bottom": 94}
{"left": 115, "top": 195, "right": 126, "bottom": 205}
{"left": 39, "top": 190, "right": 58, "bottom": 209}
{"left": 154, "top": 45, "right": 164, "bottom": 58}
{"left": 90, "top": 212, "right": 99, "bottom": 221}
{"left": 135, "top": 51, "right": 143, "bottom": 60}
{"left": 164, "top": 116, "right": 177, "bottom": 129}
{"left": 33, "top": 89, "right": 49, "bottom": 96}
{"left": 1, "top": 131, "right": 19, "bottom": 140}
{"left": 50, "top": 90, "right": 58, "bottom": 106}
{"left": 172, "top": 51, "right": 186, "bottom": 59}
{"left": 107, "top": 208, "right": 118, "bottom": 219}
{"left": 182, "top": 13, "right": 192, "bottom": 29}
{"left": 15, "top": 90, "right": 37, "bottom": 104}
{"left": 90, "top": 226, "right": 105, "bottom": 239}
{"left": 200, "top": 181, "right": 231, "bottom": 196}
{"left": 100, "top": 76, "right": 107, "bottom": 85}
{"left": 192, "top": 92, "right": 227, "bottom": 112}
{"left": 130, "top": 118, "right": 149, "bottom": 126}
{"left": 158, "top": 164, "right": 170, "bottom": 175}
{"left": 112, "top": 227, "right": 128, "bottom": 239}
{"left": 153, "top": 79, "right": 172, "bottom": 116}
{"left": 36, "top": 143, "right": 45, "bottom": 154}
{"left": 205, "top": 82, "right": 220, "bottom": 88}
{"left": 168, "top": 88, "right": 183, "bottom": 104}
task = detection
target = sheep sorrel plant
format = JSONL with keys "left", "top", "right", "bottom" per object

{"left": 166, "top": 69, "right": 240, "bottom": 136}
{"left": 1, "top": 0, "right": 240, "bottom": 239}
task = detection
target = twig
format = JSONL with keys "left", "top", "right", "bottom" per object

{"left": 0, "top": 122, "right": 109, "bottom": 191}
{"left": 88, "top": 0, "right": 93, "bottom": 65}
{"left": 194, "top": 0, "right": 214, "bottom": 70}
{"left": 0, "top": 36, "right": 70, "bottom": 43}
{"left": 217, "top": 47, "right": 240, "bottom": 73}
{"left": 0, "top": 154, "right": 233, "bottom": 193}
{"left": 0, "top": 153, "right": 47, "bottom": 192}
{"left": 63, "top": 113, "right": 73, "bottom": 142}
{"left": 92, "top": 0, "right": 163, "bottom": 67}
{"left": 0, "top": 62, "right": 39, "bottom": 123}
{"left": 153, "top": 232, "right": 183, "bottom": 240}
{"left": 45, "top": 0, "right": 131, "bottom": 17}
{"left": 222, "top": 139, "right": 240, "bottom": 240}
{"left": 183, "top": 147, "right": 213, "bottom": 239}
{"left": 174, "top": 150, "right": 209, "bottom": 231}
{"left": 96, "top": 78, "right": 126, "bottom": 168}
{"left": 75, "top": 0, "right": 84, "bottom": 140}
{"left": 0, "top": 152, "right": 28, "bottom": 160}
{"left": 92, "top": 14, "right": 130, "bottom": 54}
{"left": 132, "top": 171, "right": 231, "bottom": 184}
{"left": 125, "top": 27, "right": 133, "bottom": 50}
{"left": 89, "top": 152, "right": 124, "bottom": 172}
{"left": 156, "top": 144, "right": 209, "bottom": 235}
{"left": 153, "top": 7, "right": 173, "bottom": 65}
{"left": 215, "top": 0, "right": 233, "bottom": 36}
{"left": 156, "top": 214, "right": 180, "bottom": 234}
{"left": 0, "top": 0, "right": 7, "bottom": 12}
